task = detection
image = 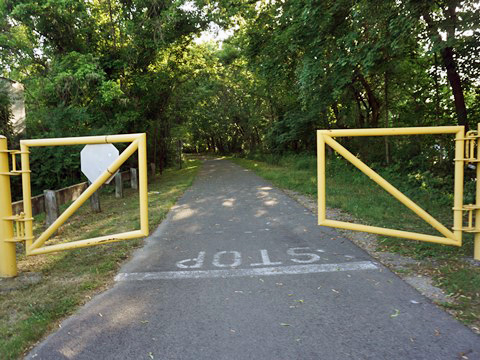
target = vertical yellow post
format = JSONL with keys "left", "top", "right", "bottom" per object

{"left": 20, "top": 142, "right": 33, "bottom": 250}
{"left": 453, "top": 128, "right": 465, "bottom": 244}
{"left": 0, "top": 136, "right": 17, "bottom": 277}
{"left": 475, "top": 124, "right": 480, "bottom": 260}
{"left": 317, "top": 132, "right": 326, "bottom": 224}
{"left": 138, "top": 133, "right": 149, "bottom": 235}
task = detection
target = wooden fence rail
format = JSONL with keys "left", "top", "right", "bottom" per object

{"left": 12, "top": 170, "right": 135, "bottom": 216}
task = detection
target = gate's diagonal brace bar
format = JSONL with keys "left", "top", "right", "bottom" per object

{"left": 319, "top": 135, "right": 459, "bottom": 245}
{"left": 27, "top": 139, "right": 140, "bottom": 254}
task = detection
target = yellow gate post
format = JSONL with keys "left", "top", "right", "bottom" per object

{"left": 0, "top": 135, "right": 17, "bottom": 277}
{"left": 476, "top": 123, "right": 480, "bottom": 260}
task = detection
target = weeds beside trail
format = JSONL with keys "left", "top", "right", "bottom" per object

{"left": 231, "top": 154, "right": 480, "bottom": 331}
{"left": 0, "top": 159, "right": 201, "bottom": 360}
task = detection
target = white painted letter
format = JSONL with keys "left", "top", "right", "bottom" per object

{"left": 287, "top": 247, "right": 320, "bottom": 264}
{"left": 212, "top": 251, "right": 241, "bottom": 268}
{"left": 176, "top": 251, "right": 206, "bottom": 269}
{"left": 251, "top": 249, "right": 282, "bottom": 266}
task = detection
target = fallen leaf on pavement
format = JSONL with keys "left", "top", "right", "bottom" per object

{"left": 390, "top": 309, "right": 400, "bottom": 318}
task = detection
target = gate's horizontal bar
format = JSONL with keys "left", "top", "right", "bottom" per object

{"left": 317, "top": 126, "right": 463, "bottom": 137}
{"left": 28, "top": 230, "right": 146, "bottom": 255}
{"left": 21, "top": 134, "right": 143, "bottom": 147}
{"left": 320, "top": 219, "right": 460, "bottom": 246}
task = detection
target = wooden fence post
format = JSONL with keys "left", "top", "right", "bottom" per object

{"left": 44, "top": 190, "right": 59, "bottom": 227}
{"left": 89, "top": 182, "right": 101, "bottom": 213}
{"left": 130, "top": 168, "right": 138, "bottom": 190}
{"left": 115, "top": 172, "right": 123, "bottom": 198}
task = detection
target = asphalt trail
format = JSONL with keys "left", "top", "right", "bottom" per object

{"left": 27, "top": 159, "right": 480, "bottom": 360}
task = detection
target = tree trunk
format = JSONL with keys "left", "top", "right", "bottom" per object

{"left": 331, "top": 103, "right": 344, "bottom": 128}
{"left": 422, "top": 5, "right": 468, "bottom": 129}
{"left": 358, "top": 74, "right": 380, "bottom": 127}
{"left": 440, "top": 46, "right": 468, "bottom": 128}
{"left": 351, "top": 85, "right": 365, "bottom": 128}
{"left": 106, "top": 0, "right": 117, "bottom": 50}
{"left": 254, "top": 127, "right": 261, "bottom": 149}
{"left": 152, "top": 123, "right": 158, "bottom": 171}
{"left": 433, "top": 53, "right": 441, "bottom": 122}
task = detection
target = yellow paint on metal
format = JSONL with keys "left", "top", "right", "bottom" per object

{"left": 27, "top": 139, "right": 140, "bottom": 253}
{"left": 0, "top": 136, "right": 17, "bottom": 277}
{"left": 20, "top": 142, "right": 33, "bottom": 250}
{"left": 323, "top": 134, "right": 458, "bottom": 241}
{"left": 21, "top": 134, "right": 149, "bottom": 255}
{"left": 453, "top": 129, "right": 465, "bottom": 242}
{"left": 138, "top": 133, "right": 149, "bottom": 236}
{"left": 318, "top": 126, "right": 461, "bottom": 137}
{"left": 28, "top": 230, "right": 145, "bottom": 255}
{"left": 20, "top": 133, "right": 143, "bottom": 147}
{"left": 475, "top": 124, "right": 480, "bottom": 261}
{"left": 0, "top": 132, "right": 141, "bottom": 274}
{"left": 317, "top": 126, "right": 466, "bottom": 250}
{"left": 317, "top": 132, "right": 326, "bottom": 223}
{"left": 321, "top": 220, "right": 459, "bottom": 245}
{"left": 20, "top": 134, "right": 148, "bottom": 253}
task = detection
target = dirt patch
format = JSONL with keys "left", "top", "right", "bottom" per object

{"left": 0, "top": 272, "right": 42, "bottom": 293}
{"left": 403, "top": 275, "right": 454, "bottom": 304}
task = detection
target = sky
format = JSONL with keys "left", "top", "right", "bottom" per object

{"left": 179, "top": 1, "right": 234, "bottom": 45}
{"left": 194, "top": 22, "right": 235, "bottom": 44}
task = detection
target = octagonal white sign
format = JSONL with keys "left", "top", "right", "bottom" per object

{"left": 81, "top": 144, "right": 119, "bottom": 184}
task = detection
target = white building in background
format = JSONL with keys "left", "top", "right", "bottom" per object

{"left": 0, "top": 77, "right": 26, "bottom": 135}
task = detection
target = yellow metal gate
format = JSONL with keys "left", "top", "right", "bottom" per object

{"left": 0, "top": 133, "right": 149, "bottom": 277}
{"left": 317, "top": 125, "right": 480, "bottom": 260}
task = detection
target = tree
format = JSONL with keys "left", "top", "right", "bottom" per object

{"left": 0, "top": 0, "right": 214, "bottom": 194}
{"left": 410, "top": 1, "right": 480, "bottom": 129}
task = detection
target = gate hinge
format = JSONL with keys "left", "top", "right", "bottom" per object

{"left": 452, "top": 204, "right": 480, "bottom": 233}
{"left": 455, "top": 131, "right": 480, "bottom": 164}
{"left": 0, "top": 149, "right": 30, "bottom": 175}
{"left": 2, "top": 212, "right": 34, "bottom": 242}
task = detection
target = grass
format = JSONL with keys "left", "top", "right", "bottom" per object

{"left": 0, "top": 159, "right": 201, "bottom": 360}
{"left": 230, "top": 153, "right": 480, "bottom": 330}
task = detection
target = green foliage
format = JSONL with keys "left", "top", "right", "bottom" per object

{"left": 203, "top": 0, "right": 479, "bottom": 157}
{"left": 0, "top": 0, "right": 216, "bottom": 195}
{"left": 169, "top": 42, "right": 268, "bottom": 153}
{"left": 1, "top": 0, "right": 480, "bottom": 197}
{"left": 29, "top": 145, "right": 83, "bottom": 193}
